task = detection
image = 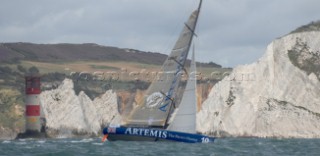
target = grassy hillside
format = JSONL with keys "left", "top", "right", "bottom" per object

{"left": 0, "top": 42, "right": 222, "bottom": 68}
{"left": 0, "top": 66, "right": 26, "bottom": 135}
{"left": 0, "top": 43, "right": 166, "bottom": 64}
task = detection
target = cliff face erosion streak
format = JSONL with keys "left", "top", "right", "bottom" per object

{"left": 197, "top": 31, "right": 320, "bottom": 138}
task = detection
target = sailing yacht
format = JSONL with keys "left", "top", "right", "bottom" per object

{"left": 102, "top": 0, "right": 214, "bottom": 143}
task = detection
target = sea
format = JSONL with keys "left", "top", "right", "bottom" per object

{"left": 1, "top": 138, "right": 319, "bottom": 156}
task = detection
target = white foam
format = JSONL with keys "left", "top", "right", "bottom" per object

{"left": 2, "top": 140, "right": 11, "bottom": 144}
{"left": 92, "top": 142, "right": 104, "bottom": 146}
{"left": 37, "top": 140, "right": 46, "bottom": 144}
{"left": 70, "top": 138, "right": 94, "bottom": 143}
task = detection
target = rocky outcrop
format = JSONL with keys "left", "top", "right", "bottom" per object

{"left": 0, "top": 126, "right": 16, "bottom": 140}
{"left": 197, "top": 31, "right": 320, "bottom": 138}
{"left": 40, "top": 79, "right": 119, "bottom": 137}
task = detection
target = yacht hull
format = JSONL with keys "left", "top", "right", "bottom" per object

{"left": 103, "top": 127, "right": 214, "bottom": 143}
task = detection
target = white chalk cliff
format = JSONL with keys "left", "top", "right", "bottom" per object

{"left": 197, "top": 31, "right": 320, "bottom": 138}
{"left": 40, "top": 79, "right": 119, "bottom": 136}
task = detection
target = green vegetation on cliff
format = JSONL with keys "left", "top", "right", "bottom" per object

{"left": 288, "top": 38, "right": 320, "bottom": 81}
{"left": 290, "top": 21, "right": 320, "bottom": 34}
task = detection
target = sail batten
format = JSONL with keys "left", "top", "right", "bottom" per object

{"left": 124, "top": 0, "right": 202, "bottom": 127}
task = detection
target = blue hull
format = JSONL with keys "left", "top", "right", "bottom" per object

{"left": 103, "top": 127, "right": 214, "bottom": 143}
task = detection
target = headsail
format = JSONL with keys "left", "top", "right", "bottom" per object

{"left": 124, "top": 0, "right": 202, "bottom": 127}
{"left": 167, "top": 45, "right": 197, "bottom": 133}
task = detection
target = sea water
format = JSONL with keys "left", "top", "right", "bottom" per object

{"left": 0, "top": 138, "right": 319, "bottom": 156}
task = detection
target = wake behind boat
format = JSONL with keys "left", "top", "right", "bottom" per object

{"left": 103, "top": 0, "right": 215, "bottom": 143}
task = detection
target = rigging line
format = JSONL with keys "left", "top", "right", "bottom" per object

{"left": 193, "top": 35, "right": 202, "bottom": 79}
{"left": 168, "top": 56, "right": 189, "bottom": 78}
{"left": 159, "top": 91, "right": 176, "bottom": 108}
{"left": 163, "top": 99, "right": 175, "bottom": 129}
{"left": 184, "top": 23, "right": 198, "bottom": 37}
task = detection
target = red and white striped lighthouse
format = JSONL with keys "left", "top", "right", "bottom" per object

{"left": 25, "top": 76, "right": 41, "bottom": 132}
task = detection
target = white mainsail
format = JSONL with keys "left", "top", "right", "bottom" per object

{"left": 124, "top": 0, "right": 202, "bottom": 127}
{"left": 167, "top": 46, "right": 197, "bottom": 133}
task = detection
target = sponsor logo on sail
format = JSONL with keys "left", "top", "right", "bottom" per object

{"left": 146, "top": 92, "right": 164, "bottom": 108}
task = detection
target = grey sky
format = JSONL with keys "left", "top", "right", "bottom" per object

{"left": 0, "top": 0, "right": 319, "bottom": 67}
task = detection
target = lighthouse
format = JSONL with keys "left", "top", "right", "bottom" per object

{"left": 16, "top": 75, "right": 47, "bottom": 139}
{"left": 25, "top": 76, "right": 41, "bottom": 132}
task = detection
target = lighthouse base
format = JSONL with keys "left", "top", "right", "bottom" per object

{"left": 16, "top": 130, "right": 48, "bottom": 139}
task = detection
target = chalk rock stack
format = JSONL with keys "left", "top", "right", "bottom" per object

{"left": 40, "top": 79, "right": 119, "bottom": 137}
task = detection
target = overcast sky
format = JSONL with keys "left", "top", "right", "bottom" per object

{"left": 1, "top": 0, "right": 320, "bottom": 67}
